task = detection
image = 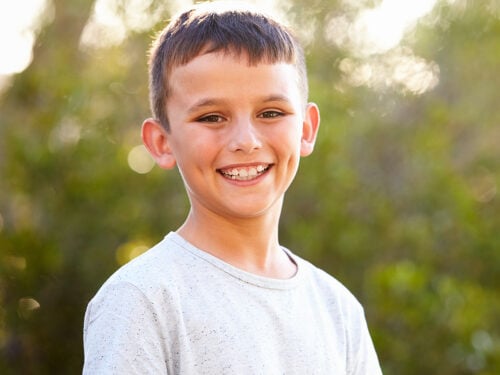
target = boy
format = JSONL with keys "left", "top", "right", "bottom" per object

{"left": 83, "top": 2, "right": 382, "bottom": 374}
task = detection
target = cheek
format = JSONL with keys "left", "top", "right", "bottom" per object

{"left": 173, "top": 131, "right": 220, "bottom": 166}
{"left": 272, "top": 133, "right": 302, "bottom": 171}
{"left": 275, "top": 125, "right": 303, "bottom": 153}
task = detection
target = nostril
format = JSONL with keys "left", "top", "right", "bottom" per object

{"left": 229, "top": 123, "right": 263, "bottom": 153}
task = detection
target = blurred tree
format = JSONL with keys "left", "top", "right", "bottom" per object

{"left": 282, "top": 1, "right": 500, "bottom": 374}
{"left": 0, "top": 0, "right": 499, "bottom": 374}
{"left": 0, "top": 0, "right": 185, "bottom": 373}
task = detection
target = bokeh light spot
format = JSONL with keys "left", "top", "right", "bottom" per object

{"left": 338, "top": 47, "right": 440, "bottom": 94}
{"left": 18, "top": 298, "right": 40, "bottom": 319}
{"left": 48, "top": 117, "right": 82, "bottom": 152}
{"left": 0, "top": 0, "right": 53, "bottom": 75}
{"left": 5, "top": 256, "right": 27, "bottom": 271}
{"left": 115, "top": 241, "right": 149, "bottom": 265}
{"left": 468, "top": 168, "right": 497, "bottom": 203}
{"left": 127, "top": 145, "right": 155, "bottom": 174}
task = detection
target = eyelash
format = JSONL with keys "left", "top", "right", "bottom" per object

{"left": 259, "top": 110, "right": 285, "bottom": 119}
{"left": 197, "top": 114, "right": 224, "bottom": 123}
{"left": 196, "top": 110, "right": 286, "bottom": 123}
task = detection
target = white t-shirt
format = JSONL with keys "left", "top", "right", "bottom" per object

{"left": 83, "top": 232, "right": 382, "bottom": 374}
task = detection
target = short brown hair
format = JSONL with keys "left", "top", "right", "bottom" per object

{"left": 148, "top": 2, "right": 308, "bottom": 131}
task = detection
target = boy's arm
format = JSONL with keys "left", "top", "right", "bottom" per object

{"left": 83, "top": 282, "right": 168, "bottom": 374}
{"left": 347, "top": 304, "right": 383, "bottom": 375}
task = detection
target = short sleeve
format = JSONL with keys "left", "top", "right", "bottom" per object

{"left": 346, "top": 304, "right": 383, "bottom": 375}
{"left": 83, "top": 281, "right": 168, "bottom": 374}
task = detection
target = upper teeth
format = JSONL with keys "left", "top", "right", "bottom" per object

{"left": 221, "top": 165, "right": 268, "bottom": 180}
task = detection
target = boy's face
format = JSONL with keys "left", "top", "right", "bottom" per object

{"left": 143, "top": 52, "right": 319, "bottom": 221}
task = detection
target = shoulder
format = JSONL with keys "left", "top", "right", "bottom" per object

{"left": 83, "top": 233, "right": 198, "bottom": 349}
{"left": 83, "top": 234, "right": 188, "bottom": 374}
{"left": 292, "top": 252, "right": 365, "bottom": 316}
{"left": 292, "top": 254, "right": 383, "bottom": 374}
{"left": 87, "top": 232, "right": 202, "bottom": 308}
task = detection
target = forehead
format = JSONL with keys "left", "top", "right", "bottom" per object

{"left": 167, "top": 51, "right": 302, "bottom": 101}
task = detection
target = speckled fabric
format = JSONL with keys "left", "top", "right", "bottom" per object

{"left": 83, "top": 232, "right": 382, "bottom": 374}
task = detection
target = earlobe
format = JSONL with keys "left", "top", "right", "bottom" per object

{"left": 141, "top": 118, "right": 177, "bottom": 169}
{"left": 300, "top": 103, "right": 320, "bottom": 157}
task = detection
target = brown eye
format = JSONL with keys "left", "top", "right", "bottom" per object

{"left": 259, "top": 111, "right": 284, "bottom": 119}
{"left": 198, "top": 114, "right": 224, "bottom": 123}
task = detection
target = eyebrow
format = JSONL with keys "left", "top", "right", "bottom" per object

{"left": 186, "top": 94, "right": 293, "bottom": 115}
{"left": 261, "top": 94, "right": 293, "bottom": 104}
{"left": 186, "top": 98, "right": 227, "bottom": 115}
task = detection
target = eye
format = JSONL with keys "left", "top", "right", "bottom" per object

{"left": 258, "top": 110, "right": 285, "bottom": 119}
{"left": 197, "top": 114, "right": 225, "bottom": 123}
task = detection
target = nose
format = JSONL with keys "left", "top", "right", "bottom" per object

{"left": 228, "top": 117, "right": 262, "bottom": 153}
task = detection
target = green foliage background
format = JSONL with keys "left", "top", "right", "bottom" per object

{"left": 0, "top": 0, "right": 499, "bottom": 373}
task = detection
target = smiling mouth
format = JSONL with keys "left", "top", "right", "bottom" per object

{"left": 218, "top": 164, "right": 271, "bottom": 181}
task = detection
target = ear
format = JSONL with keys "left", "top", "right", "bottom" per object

{"left": 300, "top": 102, "right": 320, "bottom": 157}
{"left": 141, "top": 118, "right": 177, "bottom": 170}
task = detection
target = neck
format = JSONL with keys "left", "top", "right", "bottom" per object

{"left": 176, "top": 200, "right": 296, "bottom": 279}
